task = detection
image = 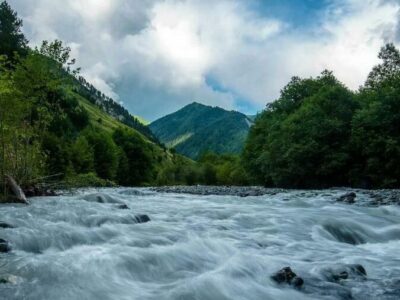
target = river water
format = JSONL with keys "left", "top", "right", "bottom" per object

{"left": 0, "top": 188, "right": 400, "bottom": 300}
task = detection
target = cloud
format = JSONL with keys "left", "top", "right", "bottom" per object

{"left": 8, "top": 0, "right": 400, "bottom": 120}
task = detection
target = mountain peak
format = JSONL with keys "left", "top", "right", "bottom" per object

{"left": 150, "top": 103, "right": 251, "bottom": 159}
{"left": 185, "top": 101, "right": 208, "bottom": 108}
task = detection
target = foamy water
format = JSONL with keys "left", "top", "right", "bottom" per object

{"left": 1, "top": 188, "right": 400, "bottom": 299}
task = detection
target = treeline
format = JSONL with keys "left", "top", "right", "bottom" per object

{"left": 156, "top": 152, "right": 249, "bottom": 186}
{"left": 0, "top": 1, "right": 166, "bottom": 195}
{"left": 243, "top": 44, "right": 400, "bottom": 188}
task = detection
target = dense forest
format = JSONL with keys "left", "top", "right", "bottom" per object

{"left": 243, "top": 44, "right": 400, "bottom": 188}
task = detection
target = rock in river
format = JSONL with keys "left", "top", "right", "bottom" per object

{"left": 337, "top": 192, "right": 357, "bottom": 204}
{"left": 0, "top": 222, "right": 14, "bottom": 229}
{"left": 135, "top": 215, "right": 151, "bottom": 224}
{"left": 117, "top": 204, "right": 129, "bottom": 210}
{"left": 0, "top": 238, "right": 11, "bottom": 253}
{"left": 323, "top": 264, "right": 367, "bottom": 282}
{"left": 271, "top": 267, "right": 304, "bottom": 288}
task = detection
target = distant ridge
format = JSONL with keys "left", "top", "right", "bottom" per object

{"left": 149, "top": 102, "right": 253, "bottom": 159}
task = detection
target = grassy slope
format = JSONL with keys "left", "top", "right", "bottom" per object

{"left": 71, "top": 91, "right": 195, "bottom": 181}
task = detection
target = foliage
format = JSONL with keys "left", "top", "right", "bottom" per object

{"left": 0, "top": 58, "right": 43, "bottom": 188}
{"left": 156, "top": 152, "right": 249, "bottom": 186}
{"left": 0, "top": 1, "right": 28, "bottom": 62}
{"left": 350, "top": 44, "right": 400, "bottom": 187}
{"left": 61, "top": 172, "right": 115, "bottom": 189}
{"left": 113, "top": 127, "right": 155, "bottom": 186}
{"left": 243, "top": 45, "right": 400, "bottom": 188}
{"left": 83, "top": 129, "right": 119, "bottom": 180}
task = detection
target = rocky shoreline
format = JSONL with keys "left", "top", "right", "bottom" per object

{"left": 152, "top": 186, "right": 400, "bottom": 206}
{"left": 153, "top": 186, "right": 284, "bottom": 197}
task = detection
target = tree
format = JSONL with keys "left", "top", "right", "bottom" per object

{"left": 113, "top": 128, "right": 154, "bottom": 186}
{"left": 243, "top": 71, "right": 357, "bottom": 188}
{"left": 365, "top": 43, "right": 400, "bottom": 89}
{"left": 0, "top": 57, "right": 43, "bottom": 191}
{"left": 350, "top": 43, "right": 400, "bottom": 187}
{"left": 71, "top": 135, "right": 94, "bottom": 174}
{"left": 84, "top": 130, "right": 118, "bottom": 180}
{"left": 0, "top": 1, "right": 28, "bottom": 62}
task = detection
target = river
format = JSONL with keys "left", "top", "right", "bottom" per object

{"left": 0, "top": 188, "right": 400, "bottom": 299}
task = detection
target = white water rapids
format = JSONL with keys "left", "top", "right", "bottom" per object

{"left": 0, "top": 188, "right": 400, "bottom": 299}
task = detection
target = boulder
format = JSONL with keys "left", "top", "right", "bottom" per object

{"left": 271, "top": 267, "right": 304, "bottom": 288}
{"left": 325, "top": 264, "right": 367, "bottom": 282}
{"left": 337, "top": 192, "right": 356, "bottom": 204}
{"left": 0, "top": 238, "right": 11, "bottom": 253}
{"left": 0, "top": 222, "right": 14, "bottom": 229}
{"left": 135, "top": 215, "right": 151, "bottom": 224}
{"left": 83, "top": 193, "right": 122, "bottom": 204}
{"left": 332, "top": 271, "right": 349, "bottom": 281}
{"left": 117, "top": 204, "right": 129, "bottom": 210}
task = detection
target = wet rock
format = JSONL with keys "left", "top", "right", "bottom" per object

{"left": 332, "top": 271, "right": 349, "bottom": 281}
{"left": 135, "top": 215, "right": 151, "bottom": 224}
{"left": 368, "top": 191, "right": 400, "bottom": 206}
{"left": 0, "top": 275, "right": 22, "bottom": 285}
{"left": 152, "top": 186, "right": 283, "bottom": 197}
{"left": 0, "top": 222, "right": 14, "bottom": 229}
{"left": 349, "top": 264, "right": 366, "bottom": 277}
{"left": 337, "top": 192, "right": 357, "bottom": 204}
{"left": 0, "top": 238, "right": 11, "bottom": 253}
{"left": 24, "top": 185, "right": 56, "bottom": 198}
{"left": 117, "top": 204, "right": 129, "bottom": 210}
{"left": 271, "top": 267, "right": 304, "bottom": 288}
{"left": 292, "top": 276, "right": 304, "bottom": 288}
{"left": 83, "top": 193, "right": 122, "bottom": 204}
{"left": 324, "top": 264, "right": 367, "bottom": 282}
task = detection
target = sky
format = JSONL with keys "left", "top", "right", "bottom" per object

{"left": 9, "top": 0, "right": 400, "bottom": 121}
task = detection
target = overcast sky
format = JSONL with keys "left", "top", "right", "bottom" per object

{"left": 9, "top": 0, "right": 400, "bottom": 120}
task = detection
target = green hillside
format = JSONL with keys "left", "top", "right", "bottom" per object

{"left": 0, "top": 1, "right": 192, "bottom": 191}
{"left": 150, "top": 102, "right": 252, "bottom": 159}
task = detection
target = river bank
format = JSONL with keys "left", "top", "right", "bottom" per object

{"left": 153, "top": 186, "right": 400, "bottom": 206}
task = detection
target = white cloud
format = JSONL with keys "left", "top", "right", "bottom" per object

{"left": 8, "top": 0, "right": 400, "bottom": 119}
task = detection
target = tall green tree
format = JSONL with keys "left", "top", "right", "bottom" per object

{"left": 243, "top": 71, "right": 357, "bottom": 188}
{"left": 0, "top": 1, "right": 28, "bottom": 62}
{"left": 84, "top": 130, "right": 118, "bottom": 180}
{"left": 350, "top": 44, "right": 400, "bottom": 187}
{"left": 0, "top": 58, "right": 43, "bottom": 191}
{"left": 113, "top": 128, "right": 154, "bottom": 186}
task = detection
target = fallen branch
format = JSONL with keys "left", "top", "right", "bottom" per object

{"left": 5, "top": 175, "right": 29, "bottom": 205}
{"left": 27, "top": 173, "right": 64, "bottom": 184}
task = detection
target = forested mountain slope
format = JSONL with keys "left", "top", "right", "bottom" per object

{"left": 150, "top": 102, "right": 252, "bottom": 159}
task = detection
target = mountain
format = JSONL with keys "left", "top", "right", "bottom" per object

{"left": 149, "top": 102, "right": 253, "bottom": 159}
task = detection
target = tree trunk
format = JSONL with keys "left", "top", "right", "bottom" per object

{"left": 5, "top": 175, "right": 29, "bottom": 205}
